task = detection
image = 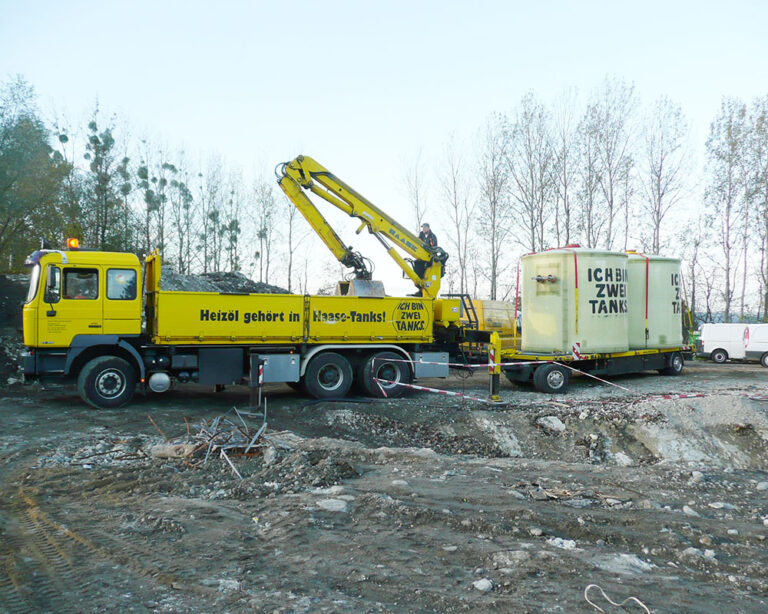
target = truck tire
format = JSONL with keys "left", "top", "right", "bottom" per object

{"left": 659, "top": 351, "right": 684, "bottom": 376}
{"left": 533, "top": 363, "right": 570, "bottom": 394}
{"left": 77, "top": 356, "right": 137, "bottom": 409}
{"left": 710, "top": 349, "right": 728, "bottom": 364}
{"left": 303, "top": 352, "right": 353, "bottom": 399}
{"left": 360, "top": 351, "right": 411, "bottom": 398}
{"left": 761, "top": 353, "right": 768, "bottom": 368}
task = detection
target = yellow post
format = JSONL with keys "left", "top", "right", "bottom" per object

{"left": 489, "top": 331, "right": 502, "bottom": 402}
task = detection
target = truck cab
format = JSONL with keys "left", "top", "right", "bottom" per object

{"left": 23, "top": 247, "right": 143, "bottom": 397}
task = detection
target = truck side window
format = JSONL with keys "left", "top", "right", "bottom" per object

{"left": 63, "top": 269, "right": 99, "bottom": 300}
{"left": 43, "top": 266, "right": 61, "bottom": 303}
{"left": 107, "top": 269, "right": 137, "bottom": 300}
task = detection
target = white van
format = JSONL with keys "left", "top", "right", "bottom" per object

{"left": 695, "top": 323, "right": 748, "bottom": 363}
{"left": 745, "top": 323, "right": 768, "bottom": 367}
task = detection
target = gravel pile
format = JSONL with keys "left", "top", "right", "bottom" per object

{"left": 160, "top": 266, "right": 288, "bottom": 294}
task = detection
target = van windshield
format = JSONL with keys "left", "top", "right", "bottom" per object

{"left": 25, "top": 264, "right": 41, "bottom": 303}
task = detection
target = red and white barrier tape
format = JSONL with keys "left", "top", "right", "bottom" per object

{"left": 373, "top": 378, "right": 496, "bottom": 404}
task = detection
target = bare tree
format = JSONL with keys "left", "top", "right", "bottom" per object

{"left": 440, "top": 137, "right": 475, "bottom": 295}
{"left": 748, "top": 95, "right": 768, "bottom": 319}
{"left": 253, "top": 179, "right": 276, "bottom": 283}
{"left": 402, "top": 149, "right": 428, "bottom": 229}
{"left": 583, "top": 77, "right": 637, "bottom": 249}
{"left": 705, "top": 97, "right": 747, "bottom": 322}
{"left": 506, "top": 93, "right": 556, "bottom": 252}
{"left": 477, "top": 113, "right": 511, "bottom": 299}
{"left": 551, "top": 88, "right": 579, "bottom": 246}
{"left": 575, "top": 116, "right": 603, "bottom": 248}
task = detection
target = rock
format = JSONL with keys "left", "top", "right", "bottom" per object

{"left": 391, "top": 479, "right": 409, "bottom": 487}
{"left": 472, "top": 578, "right": 493, "bottom": 592}
{"left": 681, "top": 547, "right": 702, "bottom": 559}
{"left": 709, "top": 502, "right": 737, "bottom": 510}
{"left": 727, "top": 529, "right": 738, "bottom": 536}
{"left": 529, "top": 527, "right": 543, "bottom": 537}
{"left": 594, "top": 553, "right": 654, "bottom": 574}
{"left": 704, "top": 549, "right": 716, "bottom": 559}
{"left": 613, "top": 452, "right": 633, "bottom": 466}
{"left": 442, "top": 545, "right": 458, "bottom": 552}
{"left": 756, "top": 482, "right": 768, "bottom": 491}
{"left": 546, "top": 537, "right": 576, "bottom": 550}
{"left": 491, "top": 550, "right": 530, "bottom": 568}
{"left": 316, "top": 498, "right": 348, "bottom": 512}
{"left": 537, "top": 416, "right": 566, "bottom": 433}
{"left": 683, "top": 505, "right": 700, "bottom": 517}
{"left": 218, "top": 578, "right": 241, "bottom": 593}
{"left": 149, "top": 443, "right": 197, "bottom": 459}
{"left": 690, "top": 471, "right": 704, "bottom": 483}
{"left": 263, "top": 446, "right": 278, "bottom": 466}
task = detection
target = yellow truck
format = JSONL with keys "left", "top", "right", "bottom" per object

{"left": 21, "top": 157, "right": 501, "bottom": 409}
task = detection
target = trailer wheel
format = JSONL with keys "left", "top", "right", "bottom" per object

{"left": 303, "top": 352, "right": 353, "bottom": 399}
{"left": 533, "top": 363, "right": 570, "bottom": 394}
{"left": 710, "top": 349, "right": 728, "bottom": 364}
{"left": 360, "top": 351, "right": 411, "bottom": 398}
{"left": 659, "top": 351, "right": 684, "bottom": 376}
{"left": 77, "top": 356, "right": 137, "bottom": 409}
{"left": 761, "top": 353, "right": 768, "bottom": 368}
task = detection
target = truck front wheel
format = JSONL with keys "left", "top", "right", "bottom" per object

{"left": 533, "top": 363, "right": 570, "bottom": 394}
{"left": 303, "top": 352, "right": 353, "bottom": 399}
{"left": 761, "top": 353, "right": 768, "bottom": 368}
{"left": 77, "top": 356, "right": 137, "bottom": 409}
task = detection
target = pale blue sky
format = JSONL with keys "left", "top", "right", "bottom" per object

{"left": 2, "top": 0, "right": 767, "bottom": 290}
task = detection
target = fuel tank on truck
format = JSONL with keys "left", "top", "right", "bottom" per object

{"left": 521, "top": 248, "right": 629, "bottom": 354}
{"left": 627, "top": 253, "right": 683, "bottom": 349}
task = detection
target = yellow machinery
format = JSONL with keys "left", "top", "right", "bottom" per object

{"left": 277, "top": 155, "right": 448, "bottom": 299}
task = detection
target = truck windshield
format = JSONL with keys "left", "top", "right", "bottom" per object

{"left": 25, "top": 264, "right": 41, "bottom": 303}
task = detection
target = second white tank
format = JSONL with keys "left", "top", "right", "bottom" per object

{"left": 627, "top": 253, "right": 683, "bottom": 349}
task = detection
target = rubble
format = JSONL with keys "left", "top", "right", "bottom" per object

{"left": 160, "top": 266, "right": 288, "bottom": 294}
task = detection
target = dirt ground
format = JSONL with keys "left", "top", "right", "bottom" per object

{"left": 1, "top": 361, "right": 767, "bottom": 613}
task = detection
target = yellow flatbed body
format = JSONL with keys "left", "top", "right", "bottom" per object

{"left": 150, "top": 291, "right": 438, "bottom": 345}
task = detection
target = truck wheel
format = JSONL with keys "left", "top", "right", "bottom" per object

{"left": 360, "top": 351, "right": 411, "bottom": 398}
{"left": 710, "top": 349, "right": 728, "bottom": 364}
{"left": 533, "top": 363, "right": 570, "bottom": 394}
{"left": 761, "top": 353, "right": 768, "bottom": 368}
{"left": 659, "top": 351, "right": 684, "bottom": 376}
{"left": 77, "top": 356, "right": 137, "bottom": 409}
{"left": 303, "top": 352, "right": 353, "bottom": 399}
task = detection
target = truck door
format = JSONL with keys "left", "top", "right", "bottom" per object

{"left": 38, "top": 265, "right": 104, "bottom": 347}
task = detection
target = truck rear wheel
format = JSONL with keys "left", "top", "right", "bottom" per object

{"left": 711, "top": 349, "right": 728, "bottom": 364}
{"left": 77, "top": 356, "right": 137, "bottom": 409}
{"left": 533, "top": 363, "right": 570, "bottom": 394}
{"left": 761, "top": 353, "right": 768, "bottom": 368}
{"left": 304, "top": 352, "right": 353, "bottom": 399}
{"left": 659, "top": 351, "right": 684, "bottom": 376}
{"left": 360, "top": 351, "right": 411, "bottom": 398}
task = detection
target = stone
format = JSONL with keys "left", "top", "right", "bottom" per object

{"left": 683, "top": 505, "right": 700, "bottom": 517}
{"left": 756, "top": 482, "right": 768, "bottom": 491}
{"left": 727, "top": 529, "right": 738, "bottom": 536}
{"left": 529, "top": 527, "right": 543, "bottom": 537}
{"left": 537, "top": 416, "right": 566, "bottom": 433}
{"left": 613, "top": 452, "right": 633, "bottom": 466}
{"left": 316, "top": 498, "right": 348, "bottom": 513}
{"left": 690, "top": 471, "right": 704, "bottom": 483}
{"left": 546, "top": 537, "right": 576, "bottom": 550}
{"left": 472, "top": 578, "right": 493, "bottom": 592}
{"left": 262, "top": 446, "right": 278, "bottom": 466}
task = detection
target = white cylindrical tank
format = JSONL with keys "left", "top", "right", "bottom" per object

{"left": 521, "top": 248, "right": 629, "bottom": 354}
{"left": 627, "top": 254, "right": 682, "bottom": 349}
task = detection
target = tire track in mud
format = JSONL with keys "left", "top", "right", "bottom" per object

{"left": 0, "top": 485, "right": 215, "bottom": 613}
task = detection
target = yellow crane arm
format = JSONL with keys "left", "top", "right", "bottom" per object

{"left": 276, "top": 155, "right": 448, "bottom": 298}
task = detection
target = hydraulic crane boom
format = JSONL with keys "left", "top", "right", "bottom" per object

{"left": 277, "top": 155, "right": 448, "bottom": 299}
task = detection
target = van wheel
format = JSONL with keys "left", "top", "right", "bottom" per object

{"left": 533, "top": 363, "right": 570, "bottom": 394}
{"left": 710, "top": 349, "right": 728, "bottom": 364}
{"left": 761, "top": 353, "right": 768, "bottom": 368}
{"left": 77, "top": 356, "right": 136, "bottom": 409}
{"left": 660, "top": 351, "right": 684, "bottom": 376}
{"left": 303, "top": 352, "right": 353, "bottom": 399}
{"left": 359, "top": 351, "right": 411, "bottom": 398}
